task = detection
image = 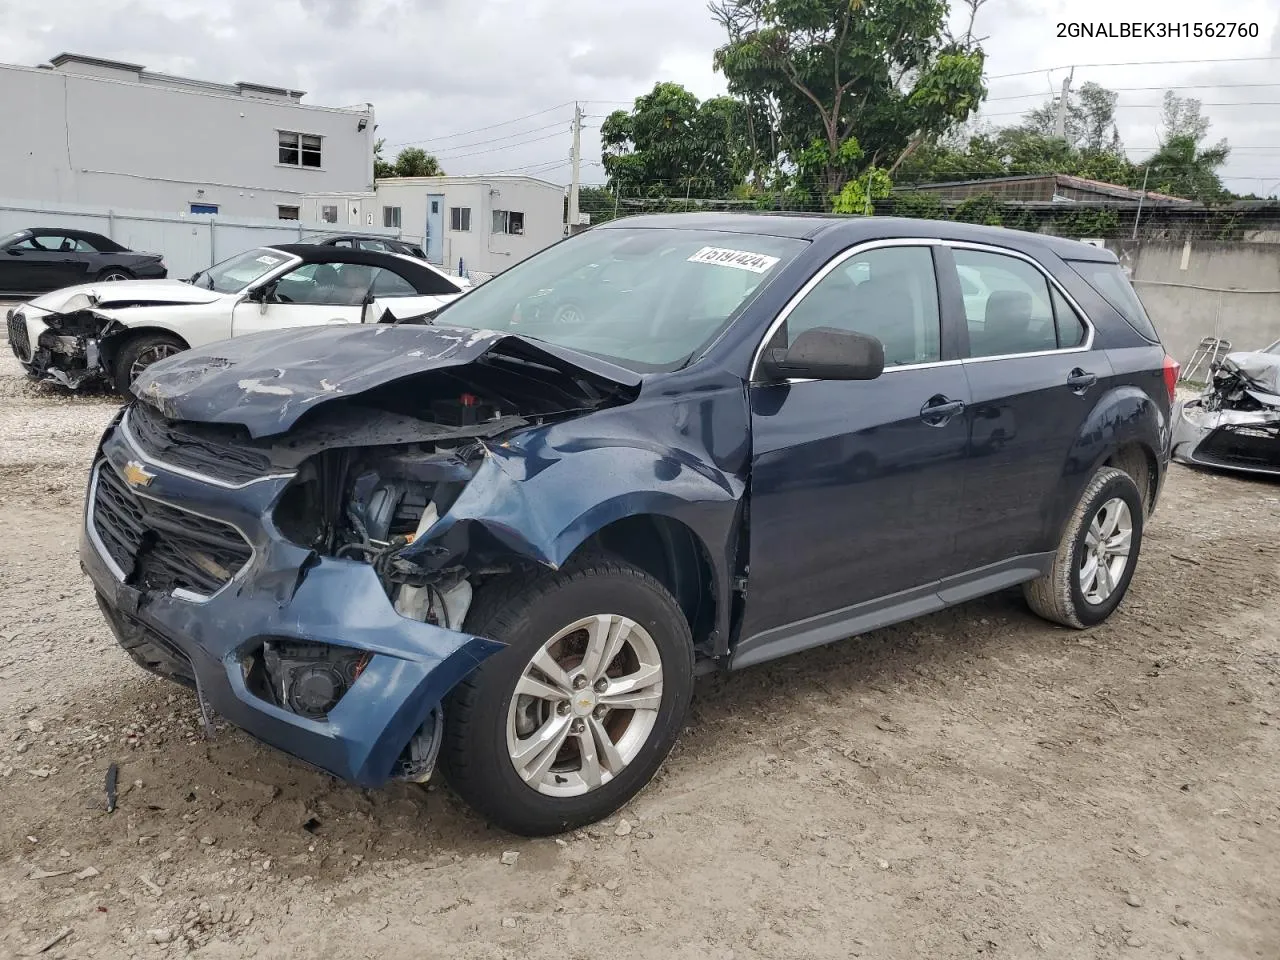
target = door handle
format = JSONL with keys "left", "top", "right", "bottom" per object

{"left": 920, "top": 395, "right": 965, "bottom": 424}
{"left": 1066, "top": 368, "right": 1098, "bottom": 393}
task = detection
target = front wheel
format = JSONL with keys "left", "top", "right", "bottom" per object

{"left": 1024, "top": 466, "right": 1145, "bottom": 628}
{"left": 112, "top": 332, "right": 186, "bottom": 395}
{"left": 441, "top": 558, "right": 694, "bottom": 836}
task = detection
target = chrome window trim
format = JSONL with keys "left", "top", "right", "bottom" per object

{"left": 119, "top": 408, "right": 296, "bottom": 489}
{"left": 749, "top": 237, "right": 1098, "bottom": 384}
{"left": 87, "top": 458, "right": 258, "bottom": 605}
{"left": 749, "top": 238, "right": 943, "bottom": 383}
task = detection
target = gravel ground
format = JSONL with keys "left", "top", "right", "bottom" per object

{"left": 0, "top": 351, "right": 1277, "bottom": 960}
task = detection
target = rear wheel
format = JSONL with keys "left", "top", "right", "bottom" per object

{"left": 96, "top": 268, "right": 133, "bottom": 282}
{"left": 441, "top": 558, "right": 694, "bottom": 836}
{"left": 112, "top": 332, "right": 186, "bottom": 395}
{"left": 1024, "top": 466, "right": 1145, "bottom": 628}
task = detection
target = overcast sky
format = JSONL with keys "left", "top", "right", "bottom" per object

{"left": 2, "top": 0, "right": 1278, "bottom": 194}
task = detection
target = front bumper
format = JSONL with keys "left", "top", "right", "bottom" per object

{"left": 81, "top": 412, "right": 502, "bottom": 787}
{"left": 7, "top": 307, "right": 102, "bottom": 388}
{"left": 1171, "top": 399, "right": 1280, "bottom": 476}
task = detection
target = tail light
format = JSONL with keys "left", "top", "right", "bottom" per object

{"left": 1162, "top": 354, "right": 1180, "bottom": 405}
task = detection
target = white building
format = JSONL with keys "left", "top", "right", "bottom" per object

{"left": 303, "top": 175, "right": 566, "bottom": 276}
{"left": 0, "top": 53, "right": 376, "bottom": 220}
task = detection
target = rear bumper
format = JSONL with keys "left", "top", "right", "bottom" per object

{"left": 81, "top": 416, "right": 502, "bottom": 787}
{"left": 1171, "top": 399, "right": 1280, "bottom": 476}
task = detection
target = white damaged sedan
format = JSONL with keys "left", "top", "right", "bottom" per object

{"left": 6, "top": 244, "right": 467, "bottom": 392}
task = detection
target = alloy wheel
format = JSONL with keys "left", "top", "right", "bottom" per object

{"left": 1079, "top": 496, "right": 1132, "bottom": 604}
{"left": 129, "top": 343, "right": 182, "bottom": 383}
{"left": 506, "top": 614, "right": 664, "bottom": 797}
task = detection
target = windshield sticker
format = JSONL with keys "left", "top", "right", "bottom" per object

{"left": 687, "top": 246, "right": 780, "bottom": 273}
{"left": 255, "top": 255, "right": 281, "bottom": 265}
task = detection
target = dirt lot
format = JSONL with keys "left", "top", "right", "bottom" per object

{"left": 0, "top": 350, "right": 1277, "bottom": 960}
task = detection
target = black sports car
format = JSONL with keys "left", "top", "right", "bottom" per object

{"left": 0, "top": 228, "right": 166, "bottom": 295}
{"left": 306, "top": 233, "right": 428, "bottom": 260}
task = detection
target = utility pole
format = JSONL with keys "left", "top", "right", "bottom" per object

{"left": 568, "top": 102, "right": 581, "bottom": 234}
{"left": 1131, "top": 165, "right": 1151, "bottom": 240}
{"left": 1053, "top": 68, "right": 1074, "bottom": 140}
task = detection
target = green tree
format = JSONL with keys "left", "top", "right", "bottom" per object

{"left": 1139, "top": 134, "right": 1230, "bottom": 202}
{"left": 710, "top": 0, "right": 986, "bottom": 200}
{"left": 374, "top": 139, "right": 395, "bottom": 179}
{"left": 601, "top": 82, "right": 751, "bottom": 198}
{"left": 1023, "top": 81, "right": 1122, "bottom": 154}
{"left": 391, "top": 147, "right": 445, "bottom": 178}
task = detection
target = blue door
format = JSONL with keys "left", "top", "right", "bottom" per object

{"left": 425, "top": 195, "right": 445, "bottom": 265}
{"left": 735, "top": 244, "right": 971, "bottom": 656}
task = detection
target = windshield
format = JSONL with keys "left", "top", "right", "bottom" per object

{"left": 428, "top": 227, "right": 805, "bottom": 371}
{"left": 0, "top": 230, "right": 28, "bottom": 249}
{"left": 191, "top": 248, "right": 294, "bottom": 294}
{"left": 1264, "top": 339, "right": 1280, "bottom": 356}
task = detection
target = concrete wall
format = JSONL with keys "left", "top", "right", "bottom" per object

{"left": 1108, "top": 240, "right": 1280, "bottom": 367}
{"left": 0, "top": 60, "right": 374, "bottom": 220}
{"left": 0, "top": 197, "right": 397, "bottom": 281}
{"left": 371, "top": 176, "right": 566, "bottom": 275}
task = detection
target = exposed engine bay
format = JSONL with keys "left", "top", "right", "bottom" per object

{"left": 1173, "top": 351, "right": 1280, "bottom": 475}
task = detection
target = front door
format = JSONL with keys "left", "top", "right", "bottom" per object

{"left": 231, "top": 261, "right": 368, "bottom": 339}
{"left": 946, "top": 245, "right": 1107, "bottom": 570}
{"left": 737, "top": 243, "right": 971, "bottom": 656}
{"left": 425, "top": 195, "right": 445, "bottom": 265}
{"left": 6, "top": 234, "right": 78, "bottom": 292}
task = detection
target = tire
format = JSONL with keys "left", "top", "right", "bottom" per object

{"left": 1024, "top": 466, "right": 1145, "bottom": 629}
{"left": 112, "top": 332, "right": 186, "bottom": 395}
{"left": 96, "top": 268, "right": 134, "bottom": 282}
{"left": 441, "top": 557, "right": 695, "bottom": 836}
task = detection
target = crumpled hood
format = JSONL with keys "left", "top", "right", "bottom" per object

{"left": 1218, "top": 351, "right": 1280, "bottom": 399}
{"left": 28, "top": 279, "right": 224, "bottom": 312}
{"left": 132, "top": 323, "right": 643, "bottom": 438}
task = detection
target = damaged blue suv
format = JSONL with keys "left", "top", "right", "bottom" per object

{"left": 82, "top": 214, "right": 1177, "bottom": 835}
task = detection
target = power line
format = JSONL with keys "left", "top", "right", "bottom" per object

{"left": 979, "top": 100, "right": 1280, "bottom": 119}
{"left": 429, "top": 121, "right": 567, "bottom": 156}
{"left": 986, "top": 82, "right": 1280, "bottom": 103}
{"left": 425, "top": 129, "right": 566, "bottom": 162}
{"left": 987, "top": 56, "right": 1280, "bottom": 82}
{"left": 387, "top": 102, "right": 573, "bottom": 148}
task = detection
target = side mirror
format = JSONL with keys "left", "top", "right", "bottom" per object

{"left": 6, "top": 249, "right": 21, "bottom": 256}
{"left": 758, "top": 327, "right": 885, "bottom": 382}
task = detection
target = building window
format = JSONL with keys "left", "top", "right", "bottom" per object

{"left": 383, "top": 206, "right": 402, "bottom": 228}
{"left": 450, "top": 207, "right": 471, "bottom": 232}
{"left": 279, "top": 131, "right": 322, "bottom": 168}
{"left": 321, "top": 205, "right": 338, "bottom": 223}
{"left": 277, "top": 205, "right": 300, "bottom": 220}
{"left": 492, "top": 210, "right": 525, "bottom": 235}
{"left": 190, "top": 203, "right": 219, "bottom": 215}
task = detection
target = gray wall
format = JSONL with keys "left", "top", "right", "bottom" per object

{"left": 1108, "top": 240, "right": 1280, "bottom": 366}
{"left": 0, "top": 60, "right": 374, "bottom": 219}
{"left": 0, "top": 198, "right": 399, "bottom": 281}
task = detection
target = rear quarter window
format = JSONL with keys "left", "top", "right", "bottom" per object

{"left": 1067, "top": 260, "right": 1159, "bottom": 342}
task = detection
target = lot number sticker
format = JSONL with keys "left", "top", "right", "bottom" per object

{"left": 687, "top": 246, "right": 780, "bottom": 273}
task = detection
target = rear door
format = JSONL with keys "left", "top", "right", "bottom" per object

{"left": 738, "top": 242, "right": 972, "bottom": 650}
{"left": 945, "top": 243, "right": 1109, "bottom": 570}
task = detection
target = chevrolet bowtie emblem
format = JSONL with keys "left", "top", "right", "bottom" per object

{"left": 122, "top": 460, "right": 156, "bottom": 488}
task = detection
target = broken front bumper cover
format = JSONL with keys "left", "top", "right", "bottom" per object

{"left": 81, "top": 418, "right": 503, "bottom": 787}
{"left": 1171, "top": 399, "right": 1280, "bottom": 476}
{"left": 7, "top": 304, "right": 112, "bottom": 389}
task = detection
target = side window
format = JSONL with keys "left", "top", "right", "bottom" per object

{"left": 783, "top": 246, "right": 941, "bottom": 367}
{"left": 74, "top": 238, "right": 98, "bottom": 252}
{"left": 952, "top": 249, "right": 1061, "bottom": 358}
{"left": 331, "top": 239, "right": 354, "bottom": 248}
{"left": 1051, "top": 288, "right": 1087, "bottom": 348}
{"left": 369, "top": 268, "right": 417, "bottom": 298}
{"left": 272, "top": 262, "right": 374, "bottom": 305}
{"left": 360, "top": 239, "right": 390, "bottom": 252}
{"left": 30, "top": 234, "right": 74, "bottom": 251}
